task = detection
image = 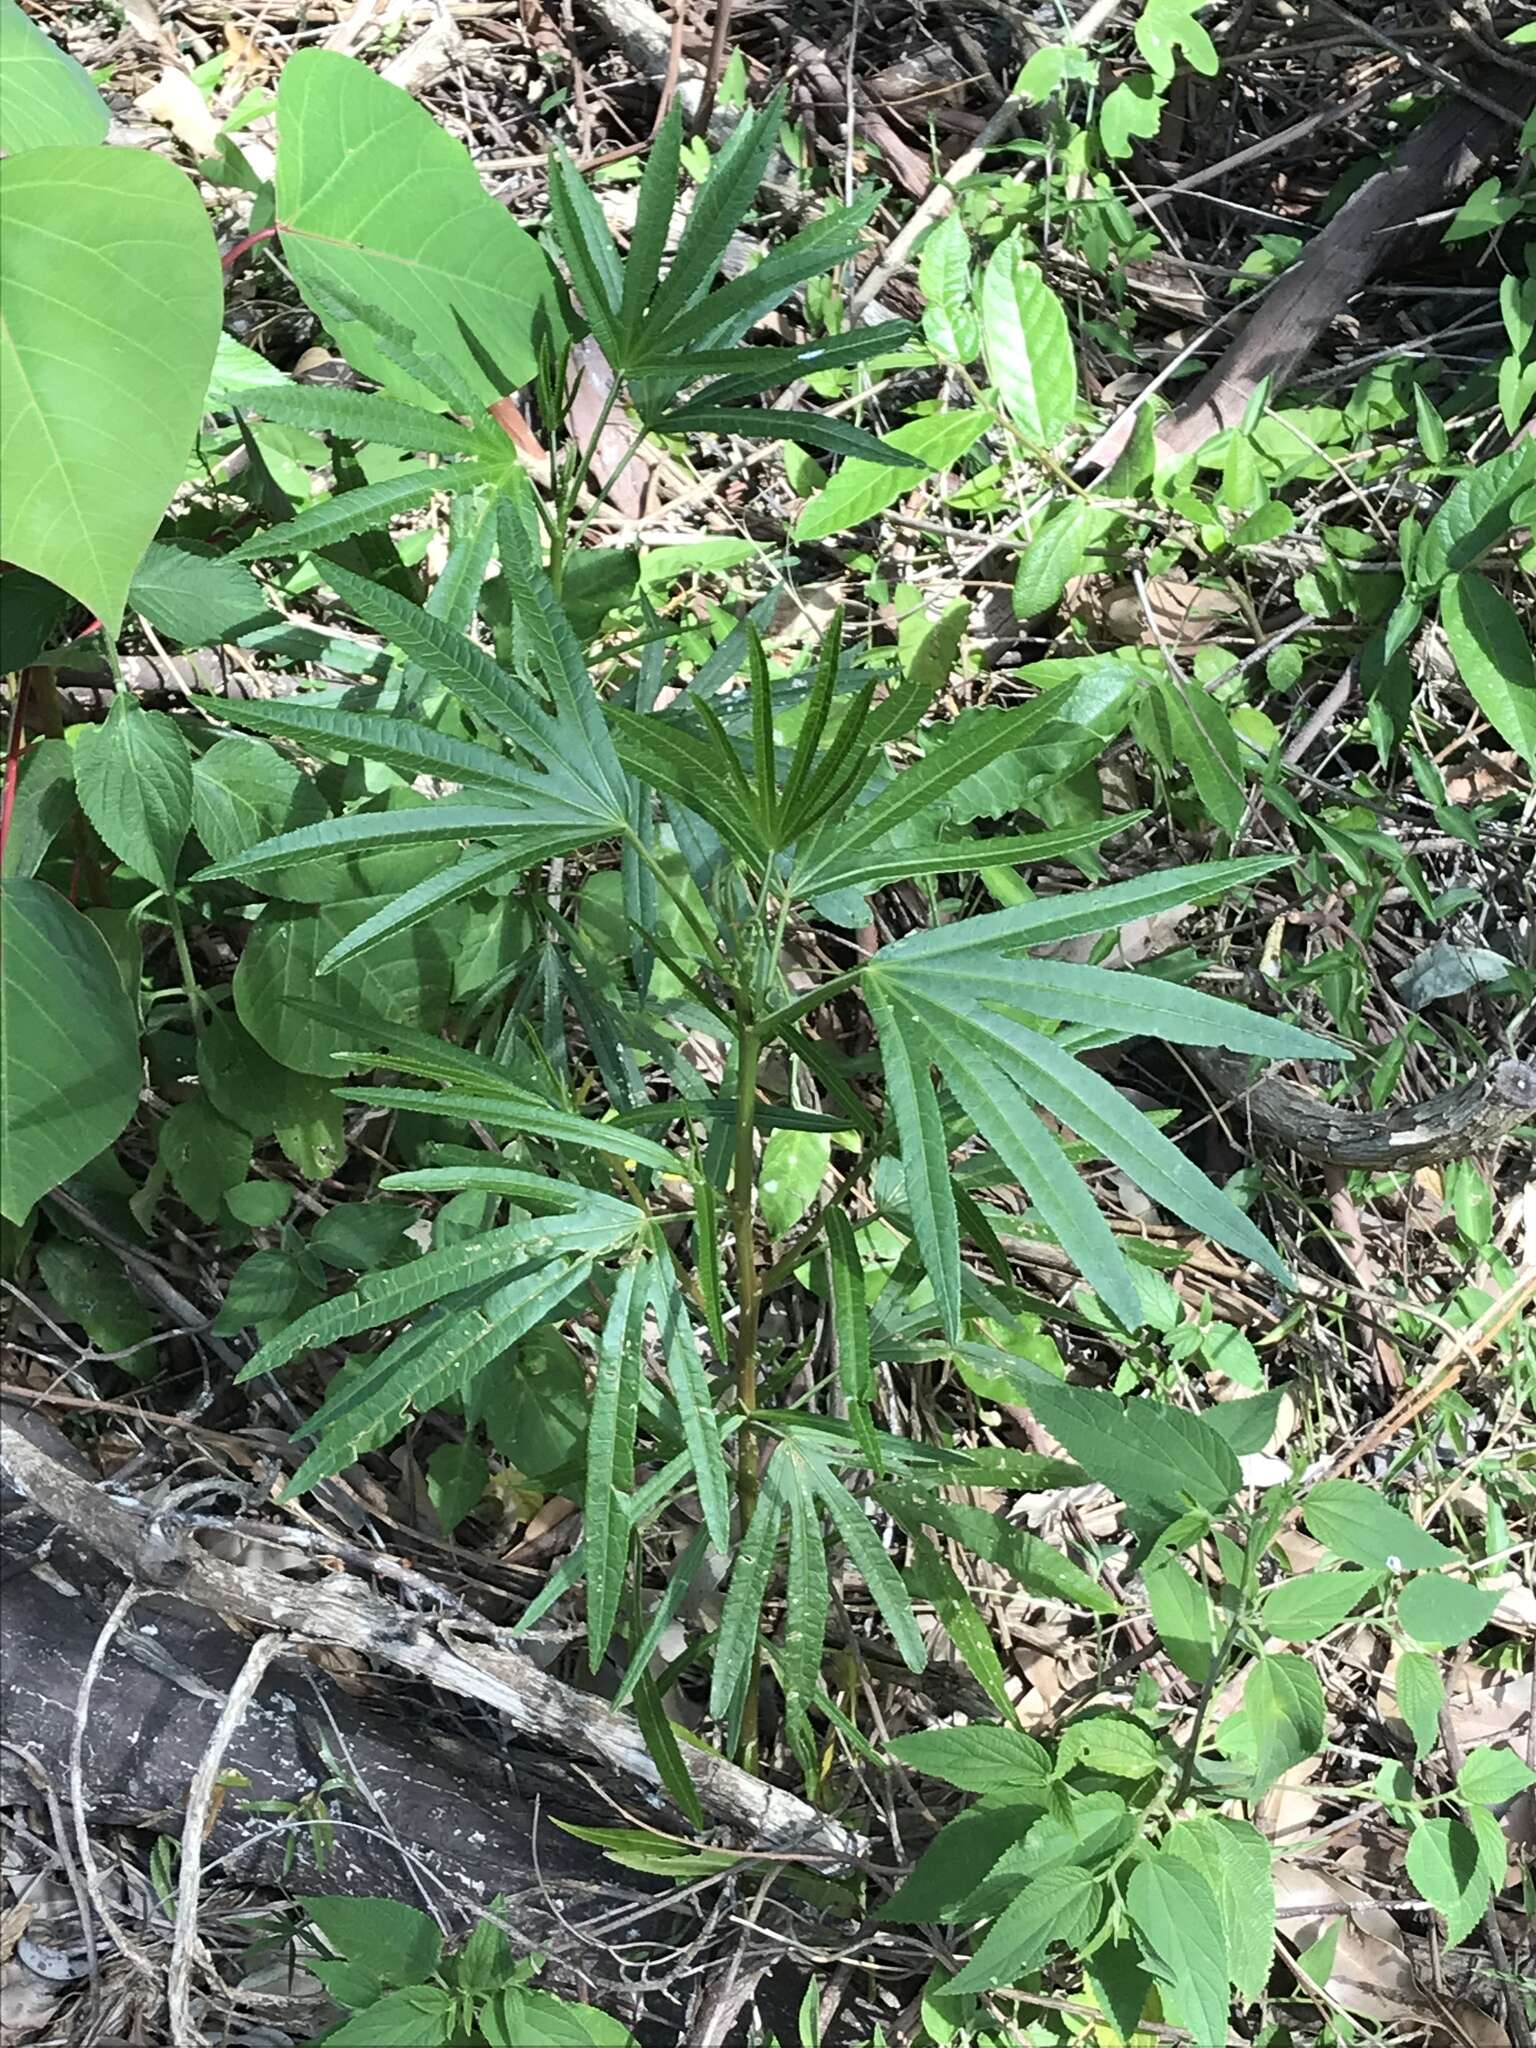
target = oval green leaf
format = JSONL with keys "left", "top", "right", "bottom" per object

{"left": 275, "top": 52, "right": 561, "bottom": 405}
{"left": 0, "top": 146, "right": 221, "bottom": 633}
{"left": 1, "top": 880, "right": 141, "bottom": 1221}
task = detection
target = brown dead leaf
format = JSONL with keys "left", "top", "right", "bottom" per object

{"left": 136, "top": 68, "right": 221, "bottom": 157}
{"left": 1273, "top": 1862, "right": 1509, "bottom": 2044}
{"left": 1380, "top": 1652, "right": 1533, "bottom": 1754}
{"left": 0, "top": 1907, "right": 33, "bottom": 1968}
{"left": 1444, "top": 754, "right": 1526, "bottom": 804}
{"left": 1258, "top": 1751, "right": 1327, "bottom": 1848}
{"left": 1100, "top": 574, "right": 1247, "bottom": 647}
{"left": 567, "top": 340, "right": 647, "bottom": 519}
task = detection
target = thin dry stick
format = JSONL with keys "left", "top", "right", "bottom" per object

{"left": 167, "top": 1633, "right": 289, "bottom": 2048}
{"left": 1325, "top": 1263, "right": 1536, "bottom": 1481}
{"left": 850, "top": 0, "right": 1130, "bottom": 315}
{"left": 70, "top": 1589, "right": 159, "bottom": 1981}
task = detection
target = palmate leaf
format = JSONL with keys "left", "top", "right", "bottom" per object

{"left": 493, "top": 496, "right": 629, "bottom": 819}
{"left": 547, "top": 144, "right": 624, "bottom": 356}
{"left": 618, "top": 104, "right": 682, "bottom": 342}
{"left": 808, "top": 816, "right": 1127, "bottom": 897}
{"left": 778, "top": 1449, "right": 830, "bottom": 1731}
{"left": 649, "top": 1261, "right": 731, "bottom": 1550}
{"left": 878, "top": 855, "right": 1287, "bottom": 966}
{"left": 343, "top": 1084, "right": 679, "bottom": 1174}
{"left": 901, "top": 997, "right": 1140, "bottom": 1328}
{"left": 656, "top": 404, "right": 924, "bottom": 469}
{"left": 800, "top": 1446, "right": 925, "bottom": 1672}
{"left": 792, "top": 673, "right": 1133, "bottom": 896}
{"left": 865, "top": 979, "right": 961, "bottom": 1338}
{"left": 638, "top": 321, "right": 911, "bottom": 406}
{"left": 609, "top": 707, "right": 767, "bottom": 869}
{"left": 286, "top": 1253, "right": 593, "bottom": 1496}
{"left": 320, "top": 559, "right": 590, "bottom": 779}
{"left": 188, "top": 694, "right": 533, "bottom": 797}
{"left": 231, "top": 466, "right": 483, "bottom": 561}
{"left": 893, "top": 975, "right": 1295, "bottom": 1297}
{"left": 237, "top": 1207, "right": 636, "bottom": 1382}
{"left": 824, "top": 1206, "right": 880, "bottom": 1470}
{"left": 229, "top": 379, "right": 480, "bottom": 456}
{"left": 585, "top": 1261, "right": 648, "bottom": 1668}
{"left": 861, "top": 857, "right": 1315, "bottom": 1323}
{"left": 708, "top": 1482, "right": 785, "bottom": 1722}
{"left": 643, "top": 90, "right": 786, "bottom": 338}
{"left": 646, "top": 188, "right": 879, "bottom": 358}
{"left": 194, "top": 799, "right": 601, "bottom": 885}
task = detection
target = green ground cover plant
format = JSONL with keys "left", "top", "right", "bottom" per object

{"left": 1, "top": 2, "right": 1532, "bottom": 2042}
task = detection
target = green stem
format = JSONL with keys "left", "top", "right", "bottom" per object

{"left": 730, "top": 1022, "right": 764, "bottom": 1763}
{"left": 166, "top": 899, "right": 206, "bottom": 1030}
{"left": 757, "top": 966, "right": 862, "bottom": 1038}
{"left": 568, "top": 424, "right": 654, "bottom": 553}
{"left": 626, "top": 830, "right": 722, "bottom": 965}
{"left": 549, "top": 378, "right": 624, "bottom": 589}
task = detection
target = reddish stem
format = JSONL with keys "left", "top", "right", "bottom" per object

{"left": 222, "top": 223, "right": 280, "bottom": 270}
{"left": 0, "top": 674, "right": 29, "bottom": 869}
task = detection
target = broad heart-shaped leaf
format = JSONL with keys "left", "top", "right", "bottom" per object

{"left": 1302, "top": 1477, "right": 1457, "bottom": 1569}
{"left": 918, "top": 209, "right": 980, "bottom": 363}
{"left": 890, "top": 1723, "right": 1051, "bottom": 1796}
{"left": 324, "top": 1986, "right": 455, "bottom": 2045}
{"left": 1406, "top": 1818, "right": 1489, "bottom": 1949}
{"left": 275, "top": 52, "right": 561, "bottom": 405}
{"left": 1023, "top": 1379, "right": 1241, "bottom": 1514}
{"left": 0, "top": 146, "right": 221, "bottom": 632}
{"left": 234, "top": 896, "right": 455, "bottom": 1075}
{"left": 1395, "top": 1571, "right": 1501, "bottom": 1649}
{"left": 1126, "top": 1853, "right": 1229, "bottom": 2046}
{"left": 73, "top": 695, "right": 192, "bottom": 894}
{"left": 980, "top": 237, "right": 1076, "bottom": 447}
{"left": 1242, "top": 1651, "right": 1325, "bottom": 1794}
{"left": 1162, "top": 1815, "right": 1275, "bottom": 2004}
{"left": 947, "top": 1867, "right": 1102, "bottom": 1994}
{"left": 1259, "top": 1567, "right": 1380, "bottom": 1643}
{"left": 130, "top": 542, "right": 272, "bottom": 648}
{"left": 1440, "top": 571, "right": 1536, "bottom": 770}
{"left": 0, "top": 0, "right": 108, "bottom": 152}
{"left": 792, "top": 407, "right": 992, "bottom": 543}
{"left": 0, "top": 881, "right": 141, "bottom": 1222}
{"left": 1393, "top": 1650, "right": 1444, "bottom": 1763}
{"left": 299, "top": 1895, "right": 441, "bottom": 1986}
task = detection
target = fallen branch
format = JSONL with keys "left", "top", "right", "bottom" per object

{"left": 0, "top": 1419, "right": 867, "bottom": 1864}
{"left": 1188, "top": 1047, "right": 1536, "bottom": 1171}
{"left": 1151, "top": 72, "right": 1536, "bottom": 459}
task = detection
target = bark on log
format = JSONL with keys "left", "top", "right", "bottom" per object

{"left": 0, "top": 1414, "right": 867, "bottom": 1865}
{"left": 0, "top": 1406, "right": 653, "bottom": 1942}
{"left": 1154, "top": 74, "right": 1536, "bottom": 459}
{"left": 1187, "top": 1048, "right": 1536, "bottom": 1171}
